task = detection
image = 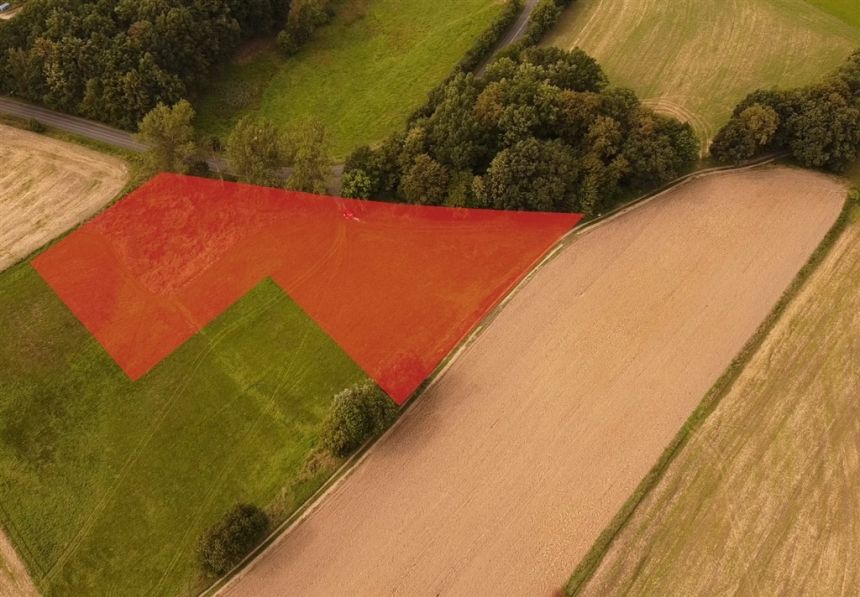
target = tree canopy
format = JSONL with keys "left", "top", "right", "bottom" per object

{"left": 0, "top": 0, "right": 287, "bottom": 129}
{"left": 343, "top": 47, "right": 698, "bottom": 215}
{"left": 711, "top": 51, "right": 860, "bottom": 172}
{"left": 136, "top": 100, "right": 198, "bottom": 174}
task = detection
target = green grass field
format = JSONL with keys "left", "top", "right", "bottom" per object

{"left": 544, "top": 0, "right": 860, "bottom": 145}
{"left": 578, "top": 201, "right": 860, "bottom": 595}
{"left": 194, "top": 0, "right": 505, "bottom": 158}
{"left": 806, "top": 0, "right": 860, "bottom": 28}
{"left": 0, "top": 268, "right": 365, "bottom": 595}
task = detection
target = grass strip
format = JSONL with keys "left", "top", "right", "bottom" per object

{"left": 565, "top": 183, "right": 859, "bottom": 596}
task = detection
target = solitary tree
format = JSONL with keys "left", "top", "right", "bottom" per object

{"left": 320, "top": 382, "right": 398, "bottom": 458}
{"left": 136, "top": 100, "right": 198, "bottom": 174}
{"left": 225, "top": 116, "right": 286, "bottom": 186}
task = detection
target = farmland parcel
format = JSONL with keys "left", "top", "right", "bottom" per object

{"left": 221, "top": 166, "right": 845, "bottom": 596}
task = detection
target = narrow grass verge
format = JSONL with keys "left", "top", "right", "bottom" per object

{"left": 565, "top": 182, "right": 858, "bottom": 596}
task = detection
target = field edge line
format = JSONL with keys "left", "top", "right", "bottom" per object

{"left": 563, "top": 188, "right": 858, "bottom": 596}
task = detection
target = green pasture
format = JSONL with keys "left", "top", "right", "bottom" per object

{"left": 194, "top": 0, "right": 505, "bottom": 158}
{"left": 0, "top": 269, "right": 364, "bottom": 595}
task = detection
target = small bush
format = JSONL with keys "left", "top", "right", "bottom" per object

{"left": 26, "top": 118, "right": 46, "bottom": 133}
{"left": 198, "top": 504, "right": 269, "bottom": 577}
{"left": 320, "top": 382, "right": 398, "bottom": 457}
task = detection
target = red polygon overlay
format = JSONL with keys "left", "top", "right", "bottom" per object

{"left": 32, "top": 173, "right": 581, "bottom": 403}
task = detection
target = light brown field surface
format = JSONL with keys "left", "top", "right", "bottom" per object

{"left": 0, "top": 124, "right": 127, "bottom": 270}
{"left": 220, "top": 167, "right": 844, "bottom": 597}
{"left": 582, "top": 203, "right": 860, "bottom": 596}
{"left": 0, "top": 530, "right": 37, "bottom": 597}
{"left": 543, "top": 0, "right": 860, "bottom": 146}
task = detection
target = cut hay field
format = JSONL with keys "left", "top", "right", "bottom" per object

{"left": 581, "top": 201, "right": 860, "bottom": 596}
{"left": 194, "top": 0, "right": 505, "bottom": 158}
{"left": 220, "top": 166, "right": 844, "bottom": 597}
{"left": 0, "top": 124, "right": 127, "bottom": 271}
{"left": 543, "top": 0, "right": 860, "bottom": 146}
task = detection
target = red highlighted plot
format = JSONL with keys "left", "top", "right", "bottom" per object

{"left": 33, "top": 174, "right": 580, "bottom": 403}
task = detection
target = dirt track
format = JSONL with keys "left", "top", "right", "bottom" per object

{"left": 221, "top": 166, "right": 845, "bottom": 596}
{"left": 0, "top": 124, "right": 128, "bottom": 271}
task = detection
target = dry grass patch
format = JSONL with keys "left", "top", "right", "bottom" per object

{"left": 544, "top": 0, "right": 860, "bottom": 145}
{"left": 0, "top": 124, "right": 127, "bottom": 270}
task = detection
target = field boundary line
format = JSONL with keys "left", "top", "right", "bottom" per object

{"left": 564, "top": 186, "right": 858, "bottom": 595}
{"left": 202, "top": 153, "right": 789, "bottom": 597}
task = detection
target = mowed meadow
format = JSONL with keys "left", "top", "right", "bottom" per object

{"left": 580, "top": 201, "right": 860, "bottom": 596}
{"left": 194, "top": 0, "right": 506, "bottom": 158}
{"left": 0, "top": 270, "right": 365, "bottom": 595}
{"left": 544, "top": 0, "right": 860, "bottom": 144}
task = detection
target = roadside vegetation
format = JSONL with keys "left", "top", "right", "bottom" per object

{"left": 711, "top": 51, "right": 860, "bottom": 172}
{"left": 343, "top": 46, "right": 698, "bottom": 215}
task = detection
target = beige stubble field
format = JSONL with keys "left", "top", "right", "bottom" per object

{"left": 582, "top": 204, "right": 860, "bottom": 596}
{"left": 0, "top": 124, "right": 128, "bottom": 271}
{"left": 220, "top": 166, "right": 845, "bottom": 596}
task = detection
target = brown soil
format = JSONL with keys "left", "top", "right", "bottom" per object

{"left": 0, "top": 124, "right": 128, "bottom": 271}
{"left": 220, "top": 166, "right": 845, "bottom": 597}
{"left": 582, "top": 205, "right": 860, "bottom": 595}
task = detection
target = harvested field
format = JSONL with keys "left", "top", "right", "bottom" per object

{"left": 220, "top": 166, "right": 845, "bottom": 596}
{"left": 543, "top": 0, "right": 860, "bottom": 145}
{"left": 582, "top": 202, "right": 860, "bottom": 596}
{"left": 0, "top": 124, "right": 127, "bottom": 270}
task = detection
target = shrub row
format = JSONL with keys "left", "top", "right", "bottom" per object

{"left": 711, "top": 50, "right": 860, "bottom": 172}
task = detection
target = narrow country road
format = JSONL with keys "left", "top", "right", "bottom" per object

{"left": 0, "top": 97, "right": 145, "bottom": 152}
{"left": 478, "top": 0, "right": 540, "bottom": 73}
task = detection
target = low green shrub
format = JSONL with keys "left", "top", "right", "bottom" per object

{"left": 198, "top": 504, "right": 269, "bottom": 577}
{"left": 320, "top": 382, "right": 398, "bottom": 458}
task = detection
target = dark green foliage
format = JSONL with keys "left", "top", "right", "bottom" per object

{"left": 198, "top": 504, "right": 269, "bottom": 577}
{"left": 712, "top": 51, "right": 860, "bottom": 172}
{"left": 711, "top": 104, "right": 779, "bottom": 164}
{"left": 136, "top": 100, "right": 199, "bottom": 174}
{"left": 277, "top": 0, "right": 333, "bottom": 56}
{"left": 474, "top": 138, "right": 579, "bottom": 211}
{"left": 341, "top": 170, "right": 373, "bottom": 199}
{"left": 320, "top": 383, "right": 398, "bottom": 458}
{"left": 459, "top": 0, "right": 524, "bottom": 73}
{"left": 226, "top": 116, "right": 287, "bottom": 186}
{"left": 400, "top": 154, "right": 450, "bottom": 205}
{"left": 622, "top": 112, "right": 699, "bottom": 188}
{"left": 345, "top": 47, "right": 697, "bottom": 215}
{"left": 0, "top": 0, "right": 283, "bottom": 129}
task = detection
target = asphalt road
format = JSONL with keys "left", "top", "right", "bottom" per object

{"left": 0, "top": 97, "right": 146, "bottom": 152}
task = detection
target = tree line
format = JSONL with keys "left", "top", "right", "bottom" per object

{"left": 711, "top": 51, "right": 860, "bottom": 172}
{"left": 137, "top": 100, "right": 332, "bottom": 193}
{"left": 342, "top": 46, "right": 699, "bottom": 216}
{"left": 0, "top": 0, "right": 334, "bottom": 130}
